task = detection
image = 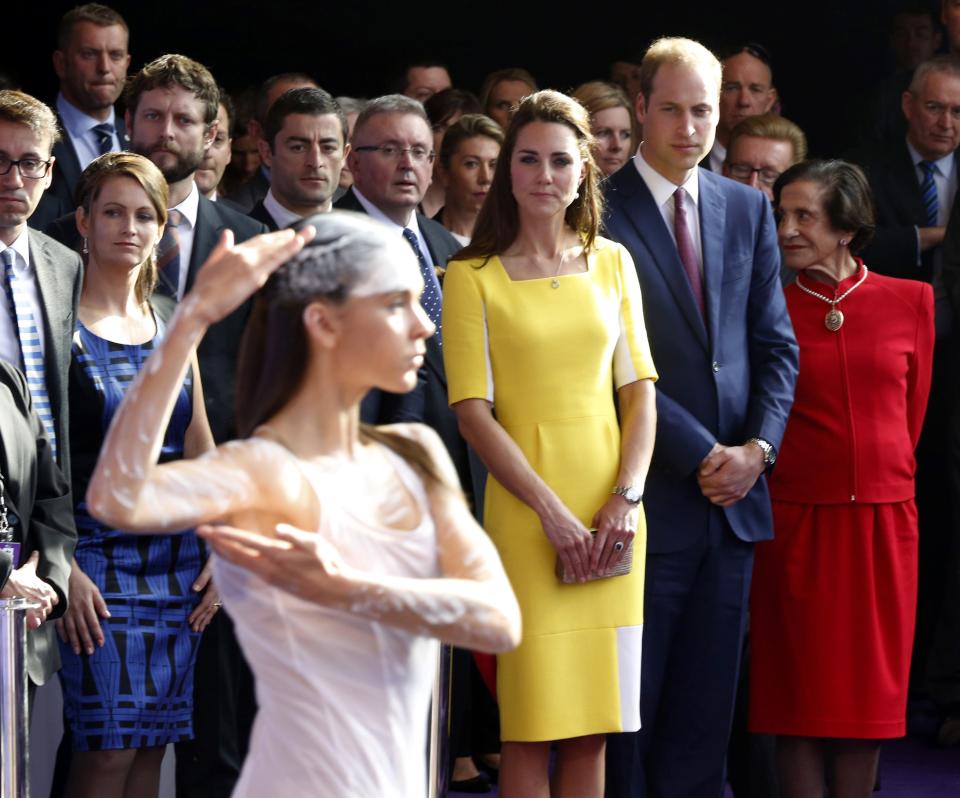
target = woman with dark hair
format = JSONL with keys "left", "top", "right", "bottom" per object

{"left": 571, "top": 81, "right": 637, "bottom": 177}
{"left": 435, "top": 114, "right": 503, "bottom": 245}
{"left": 84, "top": 213, "right": 521, "bottom": 797}
{"left": 750, "top": 160, "right": 935, "bottom": 798}
{"left": 54, "top": 152, "right": 218, "bottom": 798}
{"left": 444, "top": 90, "right": 658, "bottom": 796}
{"left": 420, "top": 89, "right": 483, "bottom": 218}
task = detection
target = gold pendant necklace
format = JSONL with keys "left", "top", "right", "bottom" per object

{"left": 794, "top": 266, "right": 869, "bottom": 332}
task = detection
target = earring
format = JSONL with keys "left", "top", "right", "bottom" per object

{"left": 82, "top": 238, "right": 88, "bottom": 256}
{"left": 839, "top": 238, "right": 848, "bottom": 247}
{"left": 574, "top": 191, "right": 580, "bottom": 200}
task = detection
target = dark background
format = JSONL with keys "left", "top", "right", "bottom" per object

{"left": 2, "top": 0, "right": 939, "bottom": 157}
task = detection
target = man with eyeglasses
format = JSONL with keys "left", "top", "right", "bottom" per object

{"left": 335, "top": 94, "right": 479, "bottom": 504}
{"left": 0, "top": 88, "right": 82, "bottom": 702}
{"left": 704, "top": 44, "right": 778, "bottom": 174}
{"left": 723, "top": 113, "right": 807, "bottom": 202}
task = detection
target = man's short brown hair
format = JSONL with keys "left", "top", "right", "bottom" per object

{"left": 124, "top": 54, "right": 220, "bottom": 126}
{"left": 57, "top": 3, "right": 128, "bottom": 50}
{"left": 639, "top": 37, "right": 722, "bottom": 102}
{"left": 0, "top": 90, "right": 61, "bottom": 152}
{"left": 727, "top": 113, "right": 807, "bottom": 164}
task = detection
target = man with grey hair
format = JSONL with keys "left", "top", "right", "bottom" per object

{"left": 335, "top": 95, "right": 479, "bottom": 505}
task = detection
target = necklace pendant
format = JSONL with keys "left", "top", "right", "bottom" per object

{"left": 825, "top": 307, "right": 844, "bottom": 331}
{"left": 550, "top": 278, "right": 561, "bottom": 289}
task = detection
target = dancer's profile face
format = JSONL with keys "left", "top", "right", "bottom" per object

{"left": 321, "top": 241, "right": 434, "bottom": 394}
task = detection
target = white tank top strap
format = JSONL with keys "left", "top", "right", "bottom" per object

{"left": 375, "top": 440, "right": 432, "bottom": 520}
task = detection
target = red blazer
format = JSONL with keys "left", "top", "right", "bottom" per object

{"left": 769, "top": 264, "right": 934, "bottom": 504}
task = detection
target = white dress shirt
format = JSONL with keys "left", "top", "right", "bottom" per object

{"left": 263, "top": 189, "right": 304, "bottom": 229}
{"left": 0, "top": 231, "right": 46, "bottom": 366}
{"left": 169, "top": 182, "right": 201, "bottom": 299}
{"left": 56, "top": 94, "right": 123, "bottom": 171}
{"left": 634, "top": 148, "right": 704, "bottom": 274}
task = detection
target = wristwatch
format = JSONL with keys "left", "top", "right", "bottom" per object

{"left": 748, "top": 437, "right": 777, "bottom": 468}
{"left": 612, "top": 486, "right": 643, "bottom": 504}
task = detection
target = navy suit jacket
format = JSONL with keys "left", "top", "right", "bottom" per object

{"left": 604, "top": 163, "right": 798, "bottom": 552}
{"left": 853, "top": 139, "right": 938, "bottom": 282}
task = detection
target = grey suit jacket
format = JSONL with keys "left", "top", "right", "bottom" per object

{"left": 0, "top": 361, "right": 77, "bottom": 686}
{"left": 28, "top": 229, "right": 83, "bottom": 477}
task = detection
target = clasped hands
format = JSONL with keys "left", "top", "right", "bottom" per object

{"left": 697, "top": 442, "right": 766, "bottom": 508}
{"left": 541, "top": 494, "right": 637, "bottom": 584}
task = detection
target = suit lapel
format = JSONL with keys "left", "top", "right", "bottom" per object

{"left": 187, "top": 197, "right": 225, "bottom": 291}
{"left": 698, "top": 171, "right": 726, "bottom": 351}
{"left": 52, "top": 117, "right": 83, "bottom": 198}
{"left": 416, "top": 220, "right": 448, "bottom": 388}
{"left": 892, "top": 141, "right": 924, "bottom": 218}
{"left": 617, "top": 167, "right": 709, "bottom": 350}
{"left": 30, "top": 236, "right": 72, "bottom": 423}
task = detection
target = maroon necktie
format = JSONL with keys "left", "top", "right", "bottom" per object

{"left": 155, "top": 209, "right": 182, "bottom": 299}
{"left": 673, "top": 187, "right": 704, "bottom": 317}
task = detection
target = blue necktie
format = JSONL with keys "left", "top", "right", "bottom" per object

{"left": 2, "top": 249, "right": 57, "bottom": 459}
{"left": 92, "top": 122, "right": 115, "bottom": 156}
{"left": 919, "top": 160, "right": 939, "bottom": 227}
{"left": 401, "top": 227, "right": 443, "bottom": 345}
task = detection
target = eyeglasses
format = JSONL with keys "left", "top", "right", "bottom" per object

{"left": 353, "top": 144, "right": 435, "bottom": 164}
{"left": 727, "top": 163, "right": 781, "bottom": 186}
{"left": 0, "top": 156, "right": 52, "bottom": 180}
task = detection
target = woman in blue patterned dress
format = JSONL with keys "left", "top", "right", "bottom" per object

{"left": 55, "top": 153, "right": 217, "bottom": 798}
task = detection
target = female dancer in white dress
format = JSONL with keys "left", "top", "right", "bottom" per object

{"left": 86, "top": 212, "right": 521, "bottom": 797}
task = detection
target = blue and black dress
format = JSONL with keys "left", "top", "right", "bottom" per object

{"left": 59, "top": 301, "right": 203, "bottom": 751}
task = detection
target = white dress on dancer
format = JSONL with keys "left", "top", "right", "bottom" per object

{"left": 214, "top": 438, "right": 440, "bottom": 798}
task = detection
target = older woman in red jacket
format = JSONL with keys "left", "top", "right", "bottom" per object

{"left": 749, "top": 160, "right": 934, "bottom": 798}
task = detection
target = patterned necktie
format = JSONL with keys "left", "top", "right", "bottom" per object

{"left": 2, "top": 249, "right": 57, "bottom": 459}
{"left": 92, "top": 122, "right": 115, "bottom": 156}
{"left": 673, "top": 187, "right": 705, "bottom": 318}
{"left": 401, "top": 227, "right": 443, "bottom": 345}
{"left": 919, "top": 160, "right": 939, "bottom": 227}
{"left": 155, "top": 209, "right": 182, "bottom": 299}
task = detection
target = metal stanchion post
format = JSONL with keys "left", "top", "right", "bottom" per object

{"left": 0, "top": 597, "right": 38, "bottom": 798}
{"left": 428, "top": 643, "right": 452, "bottom": 798}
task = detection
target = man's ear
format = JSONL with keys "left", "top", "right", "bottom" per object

{"left": 258, "top": 137, "right": 273, "bottom": 169}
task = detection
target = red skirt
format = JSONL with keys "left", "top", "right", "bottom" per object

{"left": 749, "top": 500, "right": 918, "bottom": 739}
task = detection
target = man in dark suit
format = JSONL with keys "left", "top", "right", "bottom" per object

{"left": 335, "top": 94, "right": 478, "bottom": 504}
{"left": 226, "top": 72, "right": 318, "bottom": 212}
{"left": 0, "top": 90, "right": 81, "bottom": 708}
{"left": 33, "top": 4, "right": 130, "bottom": 230}
{"left": 602, "top": 37, "right": 798, "bottom": 798}
{"left": 248, "top": 87, "right": 349, "bottom": 231}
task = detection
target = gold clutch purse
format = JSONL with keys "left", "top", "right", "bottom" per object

{"left": 555, "top": 529, "right": 633, "bottom": 584}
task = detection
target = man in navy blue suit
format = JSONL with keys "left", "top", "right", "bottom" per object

{"left": 602, "top": 37, "right": 798, "bottom": 798}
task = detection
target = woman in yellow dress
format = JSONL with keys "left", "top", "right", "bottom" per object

{"left": 443, "top": 90, "right": 658, "bottom": 797}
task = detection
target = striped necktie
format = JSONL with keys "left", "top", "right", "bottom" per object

{"left": 919, "top": 160, "right": 939, "bottom": 227}
{"left": 155, "top": 209, "right": 182, "bottom": 299}
{"left": 401, "top": 227, "right": 443, "bottom": 345}
{"left": 92, "top": 123, "right": 115, "bottom": 156}
{"left": 2, "top": 249, "right": 57, "bottom": 459}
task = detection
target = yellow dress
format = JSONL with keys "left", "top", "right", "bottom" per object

{"left": 442, "top": 237, "right": 658, "bottom": 742}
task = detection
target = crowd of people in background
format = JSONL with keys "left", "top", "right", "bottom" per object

{"left": 2, "top": 1, "right": 960, "bottom": 797}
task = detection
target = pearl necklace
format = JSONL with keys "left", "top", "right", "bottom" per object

{"left": 794, "top": 265, "right": 869, "bottom": 331}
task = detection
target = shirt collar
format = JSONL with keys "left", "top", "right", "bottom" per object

{"left": 633, "top": 146, "right": 700, "bottom": 208}
{"left": 263, "top": 189, "right": 304, "bottom": 229}
{"left": 906, "top": 138, "right": 955, "bottom": 176}
{"left": 351, "top": 187, "right": 419, "bottom": 235}
{"left": 170, "top": 181, "right": 200, "bottom": 229}
{"left": 0, "top": 229, "right": 32, "bottom": 275}
{"left": 56, "top": 92, "right": 117, "bottom": 139}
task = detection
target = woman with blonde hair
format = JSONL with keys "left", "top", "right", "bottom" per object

{"left": 444, "top": 90, "right": 658, "bottom": 797}
{"left": 56, "top": 152, "right": 217, "bottom": 798}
